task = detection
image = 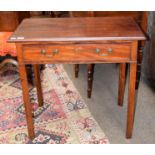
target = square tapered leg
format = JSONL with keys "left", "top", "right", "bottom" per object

{"left": 33, "top": 64, "right": 43, "bottom": 107}
{"left": 19, "top": 64, "right": 35, "bottom": 139}
{"left": 126, "top": 63, "right": 137, "bottom": 138}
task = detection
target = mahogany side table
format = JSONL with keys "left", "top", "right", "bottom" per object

{"left": 8, "top": 17, "right": 146, "bottom": 139}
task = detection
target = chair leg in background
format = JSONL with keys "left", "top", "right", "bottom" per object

{"left": 87, "top": 64, "right": 95, "bottom": 98}
{"left": 75, "top": 64, "right": 79, "bottom": 78}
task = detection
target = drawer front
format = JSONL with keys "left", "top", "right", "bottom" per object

{"left": 23, "top": 45, "right": 77, "bottom": 63}
{"left": 22, "top": 43, "right": 131, "bottom": 63}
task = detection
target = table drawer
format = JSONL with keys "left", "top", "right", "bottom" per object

{"left": 22, "top": 43, "right": 131, "bottom": 63}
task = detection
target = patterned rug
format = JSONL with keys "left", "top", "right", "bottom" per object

{"left": 0, "top": 64, "right": 109, "bottom": 144}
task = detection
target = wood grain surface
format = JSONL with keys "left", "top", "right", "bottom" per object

{"left": 8, "top": 17, "right": 146, "bottom": 43}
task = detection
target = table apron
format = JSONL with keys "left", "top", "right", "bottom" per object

{"left": 20, "top": 43, "right": 136, "bottom": 64}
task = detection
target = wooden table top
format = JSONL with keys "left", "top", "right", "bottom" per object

{"left": 8, "top": 17, "right": 146, "bottom": 43}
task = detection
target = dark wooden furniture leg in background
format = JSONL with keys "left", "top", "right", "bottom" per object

{"left": 135, "top": 48, "right": 143, "bottom": 89}
{"left": 135, "top": 11, "right": 148, "bottom": 90}
{"left": 19, "top": 64, "right": 35, "bottom": 139}
{"left": 87, "top": 64, "right": 95, "bottom": 98}
{"left": 75, "top": 64, "right": 79, "bottom": 78}
{"left": 118, "top": 63, "right": 126, "bottom": 106}
{"left": 33, "top": 64, "right": 43, "bottom": 107}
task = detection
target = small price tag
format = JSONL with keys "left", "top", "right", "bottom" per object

{"left": 10, "top": 37, "right": 17, "bottom": 40}
{"left": 17, "top": 37, "right": 25, "bottom": 40}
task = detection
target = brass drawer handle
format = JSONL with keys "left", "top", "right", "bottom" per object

{"left": 95, "top": 48, "right": 101, "bottom": 53}
{"left": 95, "top": 48, "right": 113, "bottom": 56}
{"left": 75, "top": 47, "right": 113, "bottom": 56}
{"left": 107, "top": 48, "right": 113, "bottom": 53}
{"left": 40, "top": 49, "right": 59, "bottom": 57}
{"left": 52, "top": 49, "right": 59, "bottom": 55}
{"left": 40, "top": 49, "right": 46, "bottom": 55}
{"left": 95, "top": 48, "right": 108, "bottom": 56}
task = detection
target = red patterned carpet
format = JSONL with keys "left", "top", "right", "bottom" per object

{"left": 0, "top": 64, "right": 109, "bottom": 144}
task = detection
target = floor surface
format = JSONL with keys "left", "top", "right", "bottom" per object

{"left": 64, "top": 64, "right": 155, "bottom": 143}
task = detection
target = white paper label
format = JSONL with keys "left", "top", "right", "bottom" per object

{"left": 10, "top": 37, "right": 17, "bottom": 40}
{"left": 17, "top": 37, "right": 25, "bottom": 40}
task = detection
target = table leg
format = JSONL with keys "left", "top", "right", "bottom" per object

{"left": 75, "top": 64, "right": 79, "bottom": 78}
{"left": 118, "top": 63, "right": 126, "bottom": 106}
{"left": 87, "top": 64, "right": 94, "bottom": 98}
{"left": 19, "top": 64, "right": 35, "bottom": 139}
{"left": 33, "top": 64, "right": 43, "bottom": 107}
{"left": 135, "top": 50, "right": 143, "bottom": 89}
{"left": 126, "top": 63, "right": 137, "bottom": 138}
